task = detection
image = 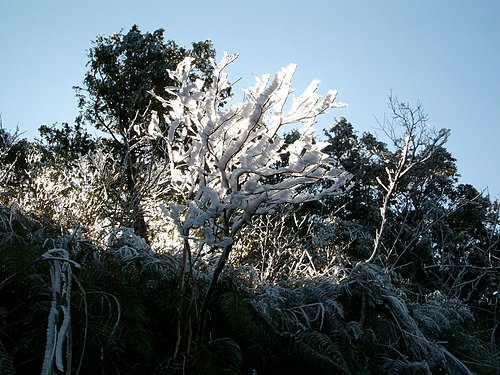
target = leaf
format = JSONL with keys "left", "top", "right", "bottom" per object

{"left": 196, "top": 338, "right": 243, "bottom": 375}
{"left": 283, "top": 330, "right": 350, "bottom": 374}
{"left": 0, "top": 340, "right": 15, "bottom": 375}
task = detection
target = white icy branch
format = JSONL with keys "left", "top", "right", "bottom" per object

{"left": 151, "top": 53, "right": 351, "bottom": 240}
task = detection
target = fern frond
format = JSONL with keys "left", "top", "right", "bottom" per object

{"left": 220, "top": 291, "right": 258, "bottom": 340}
{"left": 383, "top": 358, "right": 431, "bottom": 375}
{"left": 432, "top": 345, "right": 475, "bottom": 375}
{"left": 0, "top": 241, "right": 41, "bottom": 292}
{"left": 196, "top": 338, "right": 243, "bottom": 375}
{"left": 0, "top": 341, "right": 15, "bottom": 375}
{"left": 284, "top": 330, "right": 350, "bottom": 374}
{"left": 345, "top": 321, "right": 364, "bottom": 341}
{"left": 284, "top": 302, "right": 326, "bottom": 330}
{"left": 413, "top": 292, "right": 474, "bottom": 338}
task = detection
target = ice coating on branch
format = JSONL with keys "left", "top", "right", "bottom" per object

{"left": 151, "top": 53, "right": 351, "bottom": 247}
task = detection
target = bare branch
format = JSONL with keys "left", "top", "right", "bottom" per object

{"left": 366, "top": 95, "right": 450, "bottom": 264}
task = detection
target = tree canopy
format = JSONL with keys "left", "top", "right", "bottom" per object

{"left": 75, "top": 24, "right": 218, "bottom": 138}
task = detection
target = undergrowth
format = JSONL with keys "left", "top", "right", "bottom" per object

{"left": 0, "top": 205, "right": 497, "bottom": 374}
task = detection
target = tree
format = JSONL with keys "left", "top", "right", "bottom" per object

{"left": 150, "top": 53, "right": 351, "bottom": 361}
{"left": 76, "top": 24, "right": 217, "bottom": 137}
{"left": 320, "top": 118, "right": 386, "bottom": 260}
{"left": 74, "top": 25, "right": 219, "bottom": 242}
{"left": 365, "top": 96, "right": 450, "bottom": 264}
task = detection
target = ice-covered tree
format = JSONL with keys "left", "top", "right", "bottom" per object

{"left": 150, "top": 53, "right": 351, "bottom": 356}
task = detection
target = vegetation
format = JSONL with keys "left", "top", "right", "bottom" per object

{"left": 0, "top": 26, "right": 498, "bottom": 374}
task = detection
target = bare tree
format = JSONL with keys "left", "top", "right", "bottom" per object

{"left": 366, "top": 95, "right": 450, "bottom": 264}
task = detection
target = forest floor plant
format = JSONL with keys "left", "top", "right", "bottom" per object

{"left": 0, "top": 193, "right": 498, "bottom": 373}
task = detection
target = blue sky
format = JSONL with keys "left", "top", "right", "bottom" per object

{"left": 1, "top": 0, "right": 499, "bottom": 197}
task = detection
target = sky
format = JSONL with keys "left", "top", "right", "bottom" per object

{"left": 1, "top": 0, "right": 499, "bottom": 197}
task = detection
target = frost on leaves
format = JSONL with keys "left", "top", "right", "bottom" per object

{"left": 151, "top": 53, "right": 351, "bottom": 246}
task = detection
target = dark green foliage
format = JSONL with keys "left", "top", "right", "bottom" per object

{"left": 283, "top": 330, "right": 349, "bottom": 374}
{"left": 194, "top": 338, "right": 243, "bottom": 375}
{"left": 0, "top": 347, "right": 15, "bottom": 375}
{"left": 0, "top": 307, "right": 15, "bottom": 375}
{"left": 1, "top": 200, "right": 498, "bottom": 374}
{"left": 383, "top": 358, "right": 431, "bottom": 375}
{"left": 69, "top": 244, "right": 182, "bottom": 373}
{"left": 220, "top": 291, "right": 260, "bottom": 343}
{"left": 76, "top": 24, "right": 219, "bottom": 137}
{"left": 0, "top": 233, "right": 52, "bottom": 373}
{"left": 38, "top": 122, "right": 95, "bottom": 162}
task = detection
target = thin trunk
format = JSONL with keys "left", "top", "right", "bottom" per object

{"left": 173, "top": 235, "right": 190, "bottom": 361}
{"left": 196, "top": 242, "right": 233, "bottom": 351}
{"left": 125, "top": 145, "right": 149, "bottom": 244}
{"left": 366, "top": 183, "right": 395, "bottom": 263}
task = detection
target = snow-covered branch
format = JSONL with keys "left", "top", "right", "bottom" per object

{"left": 151, "top": 53, "right": 351, "bottom": 242}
